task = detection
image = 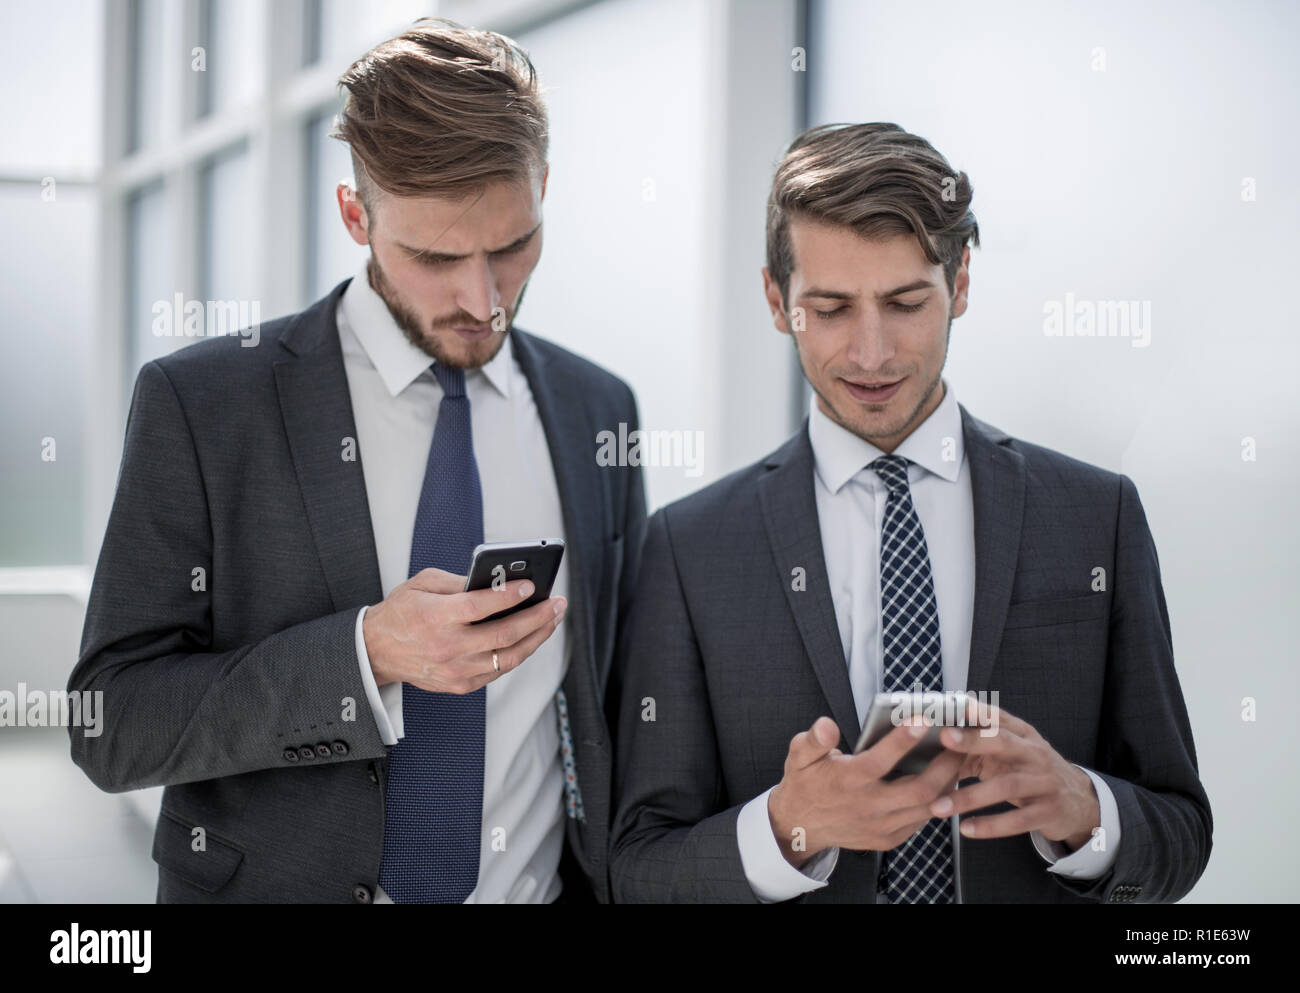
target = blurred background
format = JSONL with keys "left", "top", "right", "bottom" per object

{"left": 0, "top": 0, "right": 1296, "bottom": 902}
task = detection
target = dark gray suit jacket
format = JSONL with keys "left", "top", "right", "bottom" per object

{"left": 609, "top": 407, "right": 1212, "bottom": 903}
{"left": 69, "top": 278, "right": 646, "bottom": 903}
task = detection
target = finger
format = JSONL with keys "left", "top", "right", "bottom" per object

{"left": 882, "top": 746, "right": 964, "bottom": 809}
{"left": 957, "top": 752, "right": 983, "bottom": 782}
{"left": 964, "top": 697, "right": 1035, "bottom": 739}
{"left": 929, "top": 772, "right": 1056, "bottom": 818}
{"left": 938, "top": 723, "right": 1028, "bottom": 758}
{"left": 916, "top": 746, "right": 966, "bottom": 792}
{"left": 457, "top": 580, "right": 541, "bottom": 623}
{"left": 958, "top": 802, "right": 1052, "bottom": 840}
{"left": 787, "top": 717, "right": 841, "bottom": 770}
{"left": 466, "top": 608, "right": 562, "bottom": 683}
{"left": 882, "top": 800, "right": 951, "bottom": 839}
{"left": 854, "top": 720, "right": 933, "bottom": 781}
{"left": 460, "top": 596, "right": 564, "bottom": 656}
{"left": 407, "top": 567, "right": 470, "bottom": 595}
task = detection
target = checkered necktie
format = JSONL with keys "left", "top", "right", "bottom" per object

{"left": 871, "top": 454, "right": 956, "bottom": 904}
{"left": 379, "top": 362, "right": 485, "bottom": 903}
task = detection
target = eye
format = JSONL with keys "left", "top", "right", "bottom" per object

{"left": 814, "top": 307, "right": 845, "bottom": 319}
{"left": 414, "top": 254, "right": 452, "bottom": 268}
{"left": 891, "top": 300, "right": 925, "bottom": 313}
{"left": 490, "top": 242, "right": 528, "bottom": 258}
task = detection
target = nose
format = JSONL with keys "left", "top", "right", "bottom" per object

{"left": 456, "top": 254, "right": 501, "bottom": 325}
{"left": 846, "top": 311, "right": 895, "bottom": 372}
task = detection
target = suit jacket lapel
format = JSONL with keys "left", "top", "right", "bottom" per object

{"left": 273, "top": 278, "right": 384, "bottom": 612}
{"left": 509, "top": 330, "right": 601, "bottom": 698}
{"left": 960, "top": 403, "right": 1026, "bottom": 694}
{"left": 757, "top": 424, "right": 860, "bottom": 746}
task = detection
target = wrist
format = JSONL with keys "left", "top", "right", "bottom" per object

{"left": 361, "top": 607, "right": 392, "bottom": 687}
{"left": 1064, "top": 769, "right": 1100, "bottom": 851}
{"left": 768, "top": 784, "right": 816, "bottom": 869}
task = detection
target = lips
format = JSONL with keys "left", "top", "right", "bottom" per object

{"left": 842, "top": 377, "right": 904, "bottom": 403}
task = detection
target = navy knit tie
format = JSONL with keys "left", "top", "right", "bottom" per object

{"left": 379, "top": 362, "right": 485, "bottom": 903}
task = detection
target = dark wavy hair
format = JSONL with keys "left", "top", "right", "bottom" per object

{"left": 766, "top": 123, "right": 980, "bottom": 307}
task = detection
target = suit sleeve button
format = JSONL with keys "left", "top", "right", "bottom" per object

{"left": 315, "top": 742, "right": 332, "bottom": 758}
{"left": 298, "top": 746, "right": 316, "bottom": 761}
{"left": 332, "top": 740, "right": 349, "bottom": 756}
{"left": 283, "top": 748, "right": 299, "bottom": 762}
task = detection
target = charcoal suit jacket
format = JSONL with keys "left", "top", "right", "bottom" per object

{"left": 609, "top": 408, "right": 1211, "bottom": 903}
{"left": 69, "top": 278, "right": 646, "bottom": 903}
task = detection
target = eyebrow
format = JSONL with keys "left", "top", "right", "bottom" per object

{"left": 798, "top": 279, "right": 936, "bottom": 301}
{"left": 397, "top": 221, "right": 541, "bottom": 263}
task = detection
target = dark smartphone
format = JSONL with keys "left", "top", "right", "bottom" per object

{"left": 463, "top": 539, "right": 565, "bottom": 624}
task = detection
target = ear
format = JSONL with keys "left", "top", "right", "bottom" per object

{"left": 950, "top": 244, "right": 971, "bottom": 319}
{"left": 338, "top": 182, "right": 371, "bottom": 247}
{"left": 762, "top": 267, "right": 793, "bottom": 335}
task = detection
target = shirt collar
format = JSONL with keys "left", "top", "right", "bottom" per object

{"left": 338, "top": 260, "right": 512, "bottom": 400}
{"left": 808, "top": 377, "right": 965, "bottom": 494}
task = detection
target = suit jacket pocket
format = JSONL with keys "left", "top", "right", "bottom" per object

{"left": 152, "top": 808, "right": 245, "bottom": 894}
{"left": 1002, "top": 593, "right": 1108, "bottom": 631}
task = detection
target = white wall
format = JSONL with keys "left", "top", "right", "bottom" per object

{"left": 516, "top": 0, "right": 801, "bottom": 510}
{"left": 812, "top": 0, "right": 1300, "bottom": 902}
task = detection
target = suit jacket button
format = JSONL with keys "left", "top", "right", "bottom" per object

{"left": 332, "top": 740, "right": 349, "bottom": 756}
{"left": 283, "top": 748, "right": 299, "bottom": 762}
{"left": 315, "top": 742, "right": 332, "bottom": 759}
{"left": 298, "top": 746, "right": 316, "bottom": 761}
{"left": 352, "top": 884, "right": 373, "bottom": 904}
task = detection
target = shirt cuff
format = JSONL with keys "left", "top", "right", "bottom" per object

{"left": 355, "top": 605, "right": 401, "bottom": 745}
{"left": 736, "top": 787, "right": 840, "bottom": 903}
{"left": 1031, "top": 765, "right": 1121, "bottom": 879}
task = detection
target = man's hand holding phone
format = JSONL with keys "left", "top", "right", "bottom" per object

{"left": 362, "top": 566, "right": 566, "bottom": 694}
{"left": 766, "top": 715, "right": 963, "bottom": 869}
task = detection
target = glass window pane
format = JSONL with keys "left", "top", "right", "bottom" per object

{"left": 0, "top": 184, "right": 94, "bottom": 565}
{"left": 303, "top": 0, "right": 358, "bottom": 68}
{"left": 197, "top": 0, "right": 264, "bottom": 117}
{"left": 126, "top": 180, "right": 173, "bottom": 374}
{"left": 0, "top": 0, "right": 101, "bottom": 175}
{"left": 200, "top": 144, "right": 259, "bottom": 309}
{"left": 127, "top": 0, "right": 166, "bottom": 153}
{"left": 305, "top": 107, "right": 367, "bottom": 301}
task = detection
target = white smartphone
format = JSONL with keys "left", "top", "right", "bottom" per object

{"left": 852, "top": 691, "right": 972, "bottom": 779}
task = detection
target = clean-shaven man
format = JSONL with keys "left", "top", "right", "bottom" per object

{"left": 70, "top": 18, "right": 645, "bottom": 904}
{"left": 610, "top": 122, "right": 1211, "bottom": 903}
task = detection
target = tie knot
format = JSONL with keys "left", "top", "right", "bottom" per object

{"left": 432, "top": 362, "right": 467, "bottom": 398}
{"left": 869, "top": 454, "right": 912, "bottom": 495}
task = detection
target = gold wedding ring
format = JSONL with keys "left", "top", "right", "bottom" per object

{"left": 491, "top": 652, "right": 500, "bottom": 673}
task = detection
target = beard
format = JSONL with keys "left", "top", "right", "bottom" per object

{"left": 365, "top": 254, "right": 519, "bottom": 370}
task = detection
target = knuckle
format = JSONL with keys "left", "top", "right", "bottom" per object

{"left": 450, "top": 596, "right": 474, "bottom": 625}
{"left": 900, "top": 783, "right": 927, "bottom": 808}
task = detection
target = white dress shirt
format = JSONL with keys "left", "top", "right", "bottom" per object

{"left": 336, "top": 262, "right": 571, "bottom": 904}
{"left": 735, "top": 379, "right": 1121, "bottom": 902}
